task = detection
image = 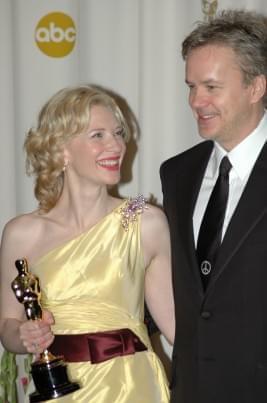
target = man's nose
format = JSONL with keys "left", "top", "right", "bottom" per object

{"left": 190, "top": 89, "right": 208, "bottom": 109}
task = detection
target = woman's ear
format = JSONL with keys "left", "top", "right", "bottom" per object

{"left": 62, "top": 148, "right": 69, "bottom": 171}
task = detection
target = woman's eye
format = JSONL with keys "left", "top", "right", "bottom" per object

{"left": 91, "top": 132, "right": 103, "bottom": 139}
{"left": 115, "top": 129, "right": 126, "bottom": 138}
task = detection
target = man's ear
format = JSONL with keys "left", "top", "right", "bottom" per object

{"left": 250, "top": 74, "right": 266, "bottom": 104}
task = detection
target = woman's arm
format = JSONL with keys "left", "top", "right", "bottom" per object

{"left": 0, "top": 218, "right": 54, "bottom": 354}
{"left": 142, "top": 205, "right": 175, "bottom": 345}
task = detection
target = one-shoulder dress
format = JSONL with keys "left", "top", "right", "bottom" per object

{"left": 26, "top": 197, "right": 170, "bottom": 402}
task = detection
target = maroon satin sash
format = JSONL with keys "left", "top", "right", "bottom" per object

{"left": 50, "top": 328, "right": 147, "bottom": 363}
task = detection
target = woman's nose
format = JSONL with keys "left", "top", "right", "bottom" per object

{"left": 106, "top": 134, "right": 124, "bottom": 151}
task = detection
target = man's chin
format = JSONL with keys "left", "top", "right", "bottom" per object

{"left": 198, "top": 130, "right": 216, "bottom": 141}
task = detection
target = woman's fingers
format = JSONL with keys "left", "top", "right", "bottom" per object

{"left": 19, "top": 319, "right": 54, "bottom": 353}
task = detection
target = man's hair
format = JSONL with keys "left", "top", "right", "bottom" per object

{"left": 182, "top": 9, "right": 267, "bottom": 91}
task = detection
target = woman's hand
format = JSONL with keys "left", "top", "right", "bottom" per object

{"left": 19, "top": 309, "right": 55, "bottom": 355}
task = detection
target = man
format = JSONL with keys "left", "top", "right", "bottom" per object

{"left": 160, "top": 9, "right": 267, "bottom": 403}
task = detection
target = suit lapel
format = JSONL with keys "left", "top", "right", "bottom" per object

{"left": 175, "top": 142, "right": 213, "bottom": 295}
{"left": 207, "top": 141, "right": 267, "bottom": 291}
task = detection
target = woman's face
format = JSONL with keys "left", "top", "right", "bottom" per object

{"left": 64, "top": 104, "right": 126, "bottom": 187}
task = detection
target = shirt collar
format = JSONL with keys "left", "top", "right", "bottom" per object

{"left": 208, "top": 112, "right": 267, "bottom": 180}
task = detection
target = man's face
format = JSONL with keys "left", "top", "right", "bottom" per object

{"left": 185, "top": 44, "right": 259, "bottom": 150}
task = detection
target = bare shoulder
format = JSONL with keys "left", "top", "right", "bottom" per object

{"left": 141, "top": 204, "right": 170, "bottom": 267}
{"left": 2, "top": 212, "right": 41, "bottom": 240}
{"left": 1, "top": 212, "right": 43, "bottom": 255}
{"left": 141, "top": 204, "right": 169, "bottom": 248}
{"left": 142, "top": 203, "right": 169, "bottom": 233}
{"left": 0, "top": 213, "right": 42, "bottom": 285}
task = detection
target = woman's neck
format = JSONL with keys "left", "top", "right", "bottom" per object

{"left": 48, "top": 184, "right": 113, "bottom": 231}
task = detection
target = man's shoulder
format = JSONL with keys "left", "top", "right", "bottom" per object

{"left": 161, "top": 140, "right": 212, "bottom": 168}
{"left": 160, "top": 140, "right": 213, "bottom": 175}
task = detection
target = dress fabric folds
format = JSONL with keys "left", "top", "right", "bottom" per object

{"left": 26, "top": 199, "right": 170, "bottom": 402}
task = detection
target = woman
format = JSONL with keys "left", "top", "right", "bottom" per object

{"left": 0, "top": 85, "right": 174, "bottom": 402}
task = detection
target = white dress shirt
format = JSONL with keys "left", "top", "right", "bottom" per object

{"left": 193, "top": 112, "right": 267, "bottom": 247}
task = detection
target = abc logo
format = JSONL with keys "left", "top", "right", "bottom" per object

{"left": 35, "top": 12, "right": 76, "bottom": 58}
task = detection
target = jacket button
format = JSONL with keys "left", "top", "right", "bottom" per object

{"left": 201, "top": 311, "right": 211, "bottom": 319}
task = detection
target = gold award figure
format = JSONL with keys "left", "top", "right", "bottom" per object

{"left": 12, "top": 258, "right": 80, "bottom": 402}
{"left": 12, "top": 259, "right": 42, "bottom": 320}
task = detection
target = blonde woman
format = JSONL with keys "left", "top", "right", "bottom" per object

{"left": 0, "top": 85, "right": 174, "bottom": 402}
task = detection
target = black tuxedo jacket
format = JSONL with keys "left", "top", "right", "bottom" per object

{"left": 160, "top": 140, "right": 267, "bottom": 403}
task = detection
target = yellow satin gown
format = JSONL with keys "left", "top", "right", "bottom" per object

{"left": 27, "top": 198, "right": 170, "bottom": 402}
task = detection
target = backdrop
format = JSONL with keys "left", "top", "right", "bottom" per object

{"left": 0, "top": 0, "right": 266, "bottom": 401}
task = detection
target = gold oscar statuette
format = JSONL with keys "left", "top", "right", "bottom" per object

{"left": 11, "top": 258, "right": 80, "bottom": 402}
